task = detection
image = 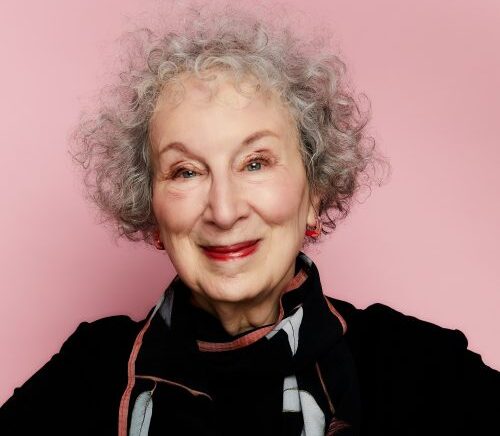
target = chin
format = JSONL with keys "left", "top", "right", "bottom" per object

{"left": 203, "top": 275, "right": 264, "bottom": 304}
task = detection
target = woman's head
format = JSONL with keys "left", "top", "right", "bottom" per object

{"left": 74, "top": 2, "right": 385, "bottom": 248}
{"left": 150, "top": 69, "right": 317, "bottom": 307}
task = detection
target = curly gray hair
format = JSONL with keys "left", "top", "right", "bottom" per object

{"left": 72, "top": 2, "right": 389, "bottom": 245}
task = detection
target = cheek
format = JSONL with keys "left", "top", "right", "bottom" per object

{"left": 152, "top": 186, "right": 206, "bottom": 234}
{"left": 251, "top": 172, "right": 307, "bottom": 225}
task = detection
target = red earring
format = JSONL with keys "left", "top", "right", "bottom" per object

{"left": 305, "top": 218, "right": 322, "bottom": 238}
{"left": 153, "top": 230, "right": 165, "bottom": 250}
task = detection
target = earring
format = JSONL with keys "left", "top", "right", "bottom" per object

{"left": 153, "top": 230, "right": 165, "bottom": 250}
{"left": 305, "top": 217, "right": 322, "bottom": 238}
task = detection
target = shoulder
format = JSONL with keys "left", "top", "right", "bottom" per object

{"left": 327, "top": 296, "right": 471, "bottom": 353}
{"left": 327, "top": 296, "right": 498, "bottom": 379}
{"left": 40, "top": 314, "right": 144, "bottom": 370}
{"left": 59, "top": 314, "right": 142, "bottom": 355}
{"left": 50, "top": 314, "right": 144, "bottom": 387}
{"left": 327, "top": 296, "right": 500, "bottom": 433}
{"left": 0, "top": 314, "right": 143, "bottom": 432}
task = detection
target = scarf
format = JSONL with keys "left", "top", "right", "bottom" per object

{"left": 118, "top": 252, "right": 361, "bottom": 435}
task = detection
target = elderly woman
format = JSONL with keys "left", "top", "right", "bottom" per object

{"left": 1, "top": 4, "right": 499, "bottom": 436}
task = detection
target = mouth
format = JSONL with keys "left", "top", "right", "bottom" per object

{"left": 201, "top": 239, "right": 261, "bottom": 260}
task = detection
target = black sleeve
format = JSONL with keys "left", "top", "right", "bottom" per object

{"left": 0, "top": 322, "right": 94, "bottom": 433}
{"left": 380, "top": 304, "right": 500, "bottom": 434}
{"left": 439, "top": 328, "right": 500, "bottom": 434}
{"left": 0, "top": 316, "right": 135, "bottom": 435}
{"left": 343, "top": 301, "right": 500, "bottom": 435}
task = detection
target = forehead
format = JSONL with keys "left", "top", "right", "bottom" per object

{"left": 149, "top": 71, "right": 297, "bottom": 146}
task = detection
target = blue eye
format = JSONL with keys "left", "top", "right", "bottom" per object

{"left": 172, "top": 168, "right": 197, "bottom": 179}
{"left": 170, "top": 154, "right": 271, "bottom": 180}
{"left": 245, "top": 154, "right": 271, "bottom": 171}
{"left": 247, "top": 161, "right": 262, "bottom": 171}
{"left": 181, "top": 170, "right": 197, "bottom": 178}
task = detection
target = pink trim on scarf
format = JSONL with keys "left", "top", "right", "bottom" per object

{"left": 324, "top": 296, "right": 347, "bottom": 334}
{"left": 315, "top": 361, "right": 335, "bottom": 415}
{"left": 136, "top": 375, "right": 212, "bottom": 400}
{"left": 326, "top": 417, "right": 352, "bottom": 435}
{"left": 197, "top": 323, "right": 279, "bottom": 352}
{"left": 317, "top": 360, "right": 352, "bottom": 435}
{"left": 118, "top": 314, "right": 156, "bottom": 436}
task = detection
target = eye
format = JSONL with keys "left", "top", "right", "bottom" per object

{"left": 246, "top": 161, "right": 262, "bottom": 171}
{"left": 172, "top": 168, "right": 198, "bottom": 179}
{"left": 245, "top": 154, "right": 271, "bottom": 172}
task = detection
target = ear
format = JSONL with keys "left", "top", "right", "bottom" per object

{"left": 306, "top": 191, "right": 321, "bottom": 228}
{"left": 152, "top": 227, "right": 165, "bottom": 250}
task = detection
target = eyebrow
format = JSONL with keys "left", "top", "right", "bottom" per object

{"left": 158, "top": 129, "right": 279, "bottom": 156}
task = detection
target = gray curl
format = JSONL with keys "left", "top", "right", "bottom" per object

{"left": 71, "top": 2, "right": 390, "bottom": 246}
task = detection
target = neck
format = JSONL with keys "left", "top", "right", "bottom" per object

{"left": 189, "top": 263, "right": 296, "bottom": 337}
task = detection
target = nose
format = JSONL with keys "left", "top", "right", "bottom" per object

{"left": 203, "top": 171, "right": 249, "bottom": 230}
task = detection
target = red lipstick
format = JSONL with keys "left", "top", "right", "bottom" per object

{"left": 201, "top": 240, "right": 260, "bottom": 261}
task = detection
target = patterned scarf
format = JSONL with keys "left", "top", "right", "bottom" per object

{"left": 119, "top": 252, "right": 361, "bottom": 435}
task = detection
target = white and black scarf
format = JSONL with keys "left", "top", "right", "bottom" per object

{"left": 119, "top": 252, "right": 361, "bottom": 435}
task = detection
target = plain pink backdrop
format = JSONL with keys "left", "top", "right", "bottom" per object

{"left": 1, "top": 0, "right": 499, "bottom": 404}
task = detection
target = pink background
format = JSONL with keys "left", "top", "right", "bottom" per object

{"left": 1, "top": 0, "right": 499, "bottom": 404}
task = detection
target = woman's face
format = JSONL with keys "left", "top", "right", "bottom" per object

{"left": 150, "top": 72, "right": 318, "bottom": 309}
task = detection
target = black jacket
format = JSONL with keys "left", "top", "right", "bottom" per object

{"left": 1, "top": 292, "right": 499, "bottom": 435}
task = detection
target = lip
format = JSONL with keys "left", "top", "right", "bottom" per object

{"left": 201, "top": 239, "right": 260, "bottom": 260}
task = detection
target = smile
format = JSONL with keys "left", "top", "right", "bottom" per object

{"left": 201, "top": 240, "right": 260, "bottom": 261}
